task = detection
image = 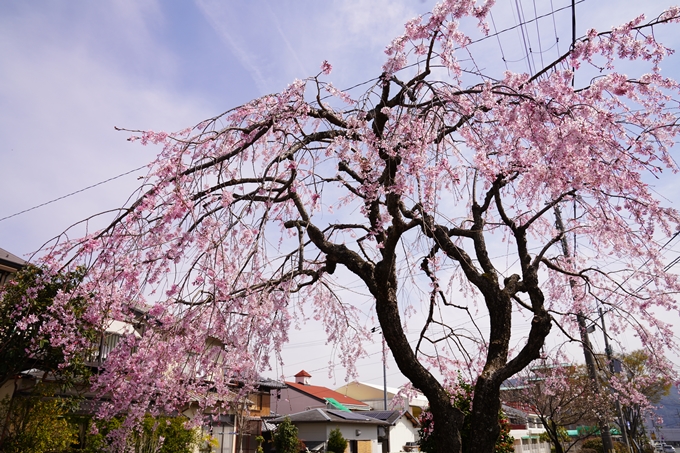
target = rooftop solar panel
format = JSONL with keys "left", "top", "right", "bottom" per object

{"left": 365, "top": 411, "right": 393, "bottom": 421}
{"left": 327, "top": 410, "right": 374, "bottom": 421}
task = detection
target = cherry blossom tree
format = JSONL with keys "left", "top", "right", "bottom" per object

{"left": 607, "top": 351, "right": 673, "bottom": 452}
{"left": 25, "top": 1, "right": 680, "bottom": 452}
{"left": 506, "top": 361, "right": 602, "bottom": 453}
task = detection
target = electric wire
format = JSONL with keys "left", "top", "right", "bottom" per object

{"left": 466, "top": 0, "right": 585, "bottom": 48}
{"left": 518, "top": 0, "right": 538, "bottom": 75}
{"left": 512, "top": 0, "right": 534, "bottom": 75}
{"left": 550, "top": 0, "right": 563, "bottom": 56}
{"left": 341, "top": 0, "right": 585, "bottom": 93}
{"left": 489, "top": 11, "right": 510, "bottom": 71}
{"left": 531, "top": 0, "right": 546, "bottom": 69}
{"left": 0, "top": 165, "right": 148, "bottom": 223}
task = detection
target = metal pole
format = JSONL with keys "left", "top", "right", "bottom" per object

{"left": 382, "top": 335, "right": 387, "bottom": 410}
{"left": 372, "top": 327, "right": 388, "bottom": 411}
{"left": 599, "top": 307, "right": 632, "bottom": 453}
{"left": 555, "top": 207, "right": 615, "bottom": 453}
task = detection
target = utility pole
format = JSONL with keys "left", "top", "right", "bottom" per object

{"left": 371, "top": 327, "right": 388, "bottom": 410}
{"left": 555, "top": 207, "right": 615, "bottom": 453}
{"left": 599, "top": 307, "right": 632, "bottom": 453}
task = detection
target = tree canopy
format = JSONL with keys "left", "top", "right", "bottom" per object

{"left": 0, "top": 384, "right": 79, "bottom": 453}
{"left": 0, "top": 265, "right": 96, "bottom": 388}
{"left": 507, "top": 361, "right": 602, "bottom": 453}
{"left": 608, "top": 350, "right": 672, "bottom": 452}
{"left": 24, "top": 2, "right": 680, "bottom": 452}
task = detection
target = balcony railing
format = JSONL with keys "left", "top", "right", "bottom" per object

{"left": 85, "top": 332, "right": 122, "bottom": 366}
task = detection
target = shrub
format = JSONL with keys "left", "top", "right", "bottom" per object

{"left": 273, "top": 417, "right": 299, "bottom": 453}
{"left": 0, "top": 388, "right": 78, "bottom": 453}
{"left": 580, "top": 437, "right": 627, "bottom": 453}
{"left": 327, "top": 428, "right": 348, "bottom": 453}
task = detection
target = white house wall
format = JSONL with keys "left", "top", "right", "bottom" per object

{"left": 362, "top": 398, "right": 408, "bottom": 412}
{"left": 387, "top": 418, "right": 420, "bottom": 453}
{"left": 511, "top": 428, "right": 551, "bottom": 453}
{"left": 294, "top": 423, "right": 381, "bottom": 453}
{"left": 296, "top": 424, "right": 328, "bottom": 447}
{"left": 335, "top": 382, "right": 428, "bottom": 413}
{"left": 326, "top": 424, "right": 380, "bottom": 453}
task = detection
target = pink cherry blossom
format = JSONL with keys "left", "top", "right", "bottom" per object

{"left": 16, "top": 2, "right": 680, "bottom": 452}
{"left": 320, "top": 60, "right": 332, "bottom": 75}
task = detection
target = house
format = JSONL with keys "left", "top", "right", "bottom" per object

{"left": 270, "top": 407, "right": 390, "bottom": 453}
{"left": 334, "top": 381, "right": 428, "bottom": 418}
{"left": 0, "top": 246, "right": 27, "bottom": 402}
{"left": 0, "top": 255, "right": 284, "bottom": 453}
{"left": 362, "top": 410, "right": 421, "bottom": 453}
{"left": 652, "top": 428, "right": 680, "bottom": 447}
{"left": 200, "top": 377, "right": 287, "bottom": 453}
{"left": 272, "top": 370, "right": 372, "bottom": 415}
{"left": 272, "top": 373, "right": 422, "bottom": 452}
{"left": 0, "top": 247, "right": 26, "bottom": 286}
{"left": 502, "top": 403, "right": 551, "bottom": 453}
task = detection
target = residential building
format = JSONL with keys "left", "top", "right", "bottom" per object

{"left": 503, "top": 403, "right": 551, "bottom": 453}
{"left": 0, "top": 250, "right": 284, "bottom": 453}
{"left": 362, "top": 410, "right": 420, "bottom": 453}
{"left": 272, "top": 370, "right": 372, "bottom": 415}
{"left": 334, "top": 381, "right": 428, "bottom": 418}
{"left": 200, "top": 377, "right": 287, "bottom": 453}
{"left": 270, "top": 407, "right": 390, "bottom": 453}
{"left": 0, "top": 247, "right": 25, "bottom": 286}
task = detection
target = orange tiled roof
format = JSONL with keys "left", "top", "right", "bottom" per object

{"left": 285, "top": 381, "right": 370, "bottom": 408}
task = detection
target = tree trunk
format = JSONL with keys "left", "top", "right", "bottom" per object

{"left": 467, "top": 377, "right": 502, "bottom": 453}
{"left": 547, "top": 420, "right": 566, "bottom": 453}
{"left": 465, "top": 278, "right": 552, "bottom": 453}
{"left": 371, "top": 260, "right": 465, "bottom": 453}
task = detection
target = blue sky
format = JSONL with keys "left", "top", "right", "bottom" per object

{"left": 2, "top": 0, "right": 680, "bottom": 389}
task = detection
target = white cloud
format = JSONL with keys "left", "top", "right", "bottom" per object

{"left": 0, "top": 1, "right": 211, "bottom": 254}
{"left": 193, "top": 0, "right": 435, "bottom": 94}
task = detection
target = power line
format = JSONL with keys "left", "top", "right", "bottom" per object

{"left": 341, "top": 0, "right": 585, "bottom": 93}
{"left": 549, "top": 0, "right": 562, "bottom": 57}
{"left": 467, "top": 0, "right": 585, "bottom": 47}
{"left": 489, "top": 11, "right": 509, "bottom": 71}
{"left": 0, "top": 165, "right": 148, "bottom": 223}
{"left": 531, "top": 0, "right": 546, "bottom": 69}
{"left": 513, "top": 0, "right": 535, "bottom": 75}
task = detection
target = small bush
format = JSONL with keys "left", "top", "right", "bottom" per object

{"left": 581, "top": 437, "right": 627, "bottom": 453}
{"left": 327, "top": 428, "right": 348, "bottom": 453}
{"left": 273, "top": 417, "right": 299, "bottom": 453}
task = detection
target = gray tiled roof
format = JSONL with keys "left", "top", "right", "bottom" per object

{"left": 271, "top": 408, "right": 389, "bottom": 425}
{"left": 0, "top": 247, "right": 27, "bottom": 268}
{"left": 363, "top": 410, "right": 403, "bottom": 425}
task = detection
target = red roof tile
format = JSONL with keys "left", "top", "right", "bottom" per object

{"left": 285, "top": 381, "right": 370, "bottom": 408}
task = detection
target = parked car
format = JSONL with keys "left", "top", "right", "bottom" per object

{"left": 663, "top": 445, "right": 675, "bottom": 453}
